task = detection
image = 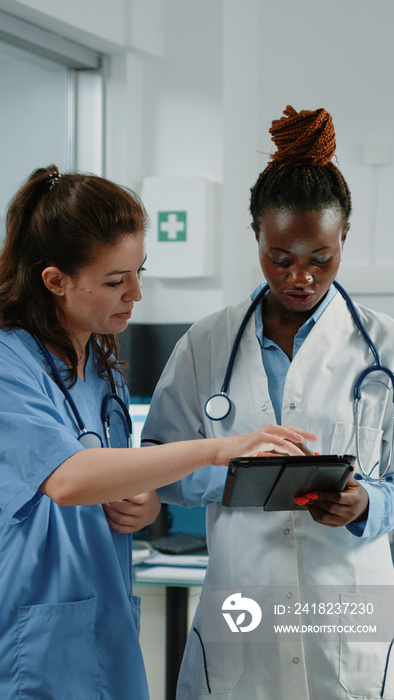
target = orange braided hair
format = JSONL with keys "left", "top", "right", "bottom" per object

{"left": 250, "top": 105, "right": 351, "bottom": 223}
{"left": 269, "top": 105, "right": 336, "bottom": 166}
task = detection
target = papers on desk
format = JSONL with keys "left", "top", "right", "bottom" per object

{"left": 138, "top": 551, "right": 208, "bottom": 568}
{"left": 132, "top": 541, "right": 156, "bottom": 564}
{"left": 134, "top": 565, "right": 207, "bottom": 584}
{"left": 133, "top": 546, "right": 208, "bottom": 584}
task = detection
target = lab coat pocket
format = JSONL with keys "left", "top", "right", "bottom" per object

{"left": 178, "top": 602, "right": 244, "bottom": 695}
{"left": 129, "top": 593, "right": 141, "bottom": 636}
{"left": 330, "top": 422, "right": 383, "bottom": 472}
{"left": 17, "top": 596, "right": 99, "bottom": 699}
{"left": 339, "top": 593, "right": 394, "bottom": 699}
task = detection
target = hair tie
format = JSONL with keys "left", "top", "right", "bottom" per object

{"left": 47, "top": 172, "right": 62, "bottom": 190}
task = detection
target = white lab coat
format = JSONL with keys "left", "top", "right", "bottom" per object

{"left": 142, "top": 291, "right": 394, "bottom": 700}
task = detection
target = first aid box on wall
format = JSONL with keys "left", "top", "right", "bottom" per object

{"left": 141, "top": 174, "right": 216, "bottom": 278}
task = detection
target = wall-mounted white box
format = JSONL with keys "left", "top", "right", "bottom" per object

{"left": 141, "top": 175, "right": 216, "bottom": 278}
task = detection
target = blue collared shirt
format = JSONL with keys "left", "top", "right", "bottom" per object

{"left": 252, "top": 283, "right": 375, "bottom": 535}
{"left": 252, "top": 283, "right": 338, "bottom": 424}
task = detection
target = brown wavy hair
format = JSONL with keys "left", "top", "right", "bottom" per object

{"left": 0, "top": 165, "right": 148, "bottom": 384}
{"left": 250, "top": 105, "right": 352, "bottom": 224}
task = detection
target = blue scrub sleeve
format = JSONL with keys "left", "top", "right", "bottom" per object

{"left": 0, "top": 343, "right": 84, "bottom": 523}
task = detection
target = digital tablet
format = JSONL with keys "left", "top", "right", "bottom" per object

{"left": 221, "top": 454, "right": 355, "bottom": 510}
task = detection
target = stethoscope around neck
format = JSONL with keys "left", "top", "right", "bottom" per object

{"left": 204, "top": 280, "right": 394, "bottom": 482}
{"left": 34, "top": 336, "right": 132, "bottom": 448}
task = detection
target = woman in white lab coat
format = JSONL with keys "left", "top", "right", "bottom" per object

{"left": 138, "top": 106, "right": 394, "bottom": 699}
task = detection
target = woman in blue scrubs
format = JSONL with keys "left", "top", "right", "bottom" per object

{"left": 0, "top": 165, "right": 314, "bottom": 700}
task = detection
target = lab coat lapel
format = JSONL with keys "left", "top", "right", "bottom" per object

{"left": 236, "top": 299, "right": 277, "bottom": 428}
{"left": 287, "top": 292, "right": 353, "bottom": 379}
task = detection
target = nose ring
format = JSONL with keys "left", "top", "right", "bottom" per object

{"left": 306, "top": 274, "right": 313, "bottom": 283}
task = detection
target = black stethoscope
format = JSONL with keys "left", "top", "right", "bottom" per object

{"left": 204, "top": 280, "right": 394, "bottom": 481}
{"left": 34, "top": 336, "right": 132, "bottom": 448}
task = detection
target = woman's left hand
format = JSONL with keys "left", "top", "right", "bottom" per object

{"left": 294, "top": 476, "right": 369, "bottom": 527}
{"left": 103, "top": 491, "right": 161, "bottom": 533}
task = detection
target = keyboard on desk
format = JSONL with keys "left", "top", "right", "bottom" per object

{"left": 149, "top": 532, "right": 207, "bottom": 555}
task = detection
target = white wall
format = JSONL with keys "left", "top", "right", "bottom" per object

{"left": 130, "top": 0, "right": 224, "bottom": 323}
{"left": 255, "top": 0, "right": 394, "bottom": 315}
{"left": 133, "top": 0, "right": 394, "bottom": 321}
{"left": 2, "top": 0, "right": 394, "bottom": 321}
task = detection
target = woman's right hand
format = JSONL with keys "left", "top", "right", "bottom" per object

{"left": 210, "top": 424, "right": 318, "bottom": 467}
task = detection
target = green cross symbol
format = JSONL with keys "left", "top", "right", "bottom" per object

{"left": 158, "top": 211, "right": 187, "bottom": 242}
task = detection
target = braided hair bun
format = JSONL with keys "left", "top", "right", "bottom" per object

{"left": 250, "top": 105, "right": 351, "bottom": 221}
{"left": 269, "top": 106, "right": 336, "bottom": 167}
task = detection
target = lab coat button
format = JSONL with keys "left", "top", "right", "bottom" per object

{"left": 283, "top": 528, "right": 290, "bottom": 535}
{"left": 260, "top": 404, "right": 267, "bottom": 411}
{"left": 289, "top": 402, "right": 296, "bottom": 410}
{"left": 287, "top": 592, "right": 293, "bottom": 599}
{"left": 293, "top": 657, "right": 300, "bottom": 664}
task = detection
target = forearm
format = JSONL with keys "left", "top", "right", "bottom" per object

{"left": 40, "top": 440, "right": 216, "bottom": 506}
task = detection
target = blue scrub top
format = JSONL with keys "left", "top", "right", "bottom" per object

{"left": 0, "top": 329, "right": 149, "bottom": 700}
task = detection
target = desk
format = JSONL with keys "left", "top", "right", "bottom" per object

{"left": 134, "top": 561, "right": 206, "bottom": 700}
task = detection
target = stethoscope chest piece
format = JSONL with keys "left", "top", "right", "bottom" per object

{"left": 204, "top": 393, "right": 232, "bottom": 421}
{"left": 78, "top": 430, "right": 104, "bottom": 449}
